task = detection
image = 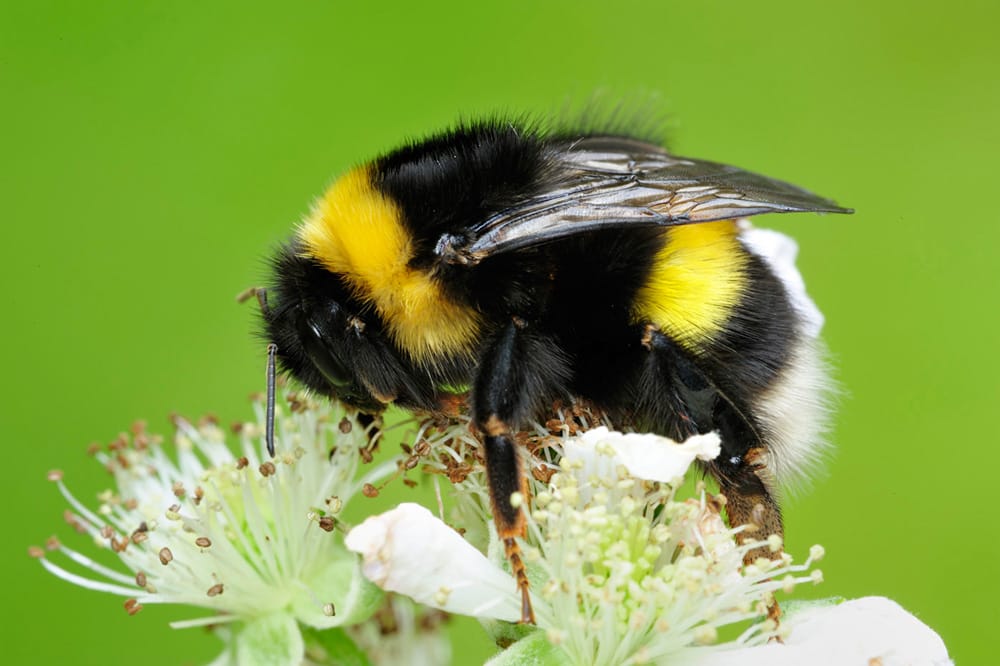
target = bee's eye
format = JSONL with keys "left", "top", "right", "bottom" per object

{"left": 302, "top": 321, "right": 352, "bottom": 388}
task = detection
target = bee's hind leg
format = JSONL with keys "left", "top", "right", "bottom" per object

{"left": 712, "top": 450, "right": 784, "bottom": 562}
{"left": 638, "top": 326, "right": 785, "bottom": 559}
{"left": 639, "top": 325, "right": 784, "bottom": 626}
{"left": 711, "top": 450, "right": 785, "bottom": 628}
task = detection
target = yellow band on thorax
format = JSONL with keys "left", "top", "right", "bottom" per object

{"left": 632, "top": 221, "right": 747, "bottom": 348}
{"left": 298, "top": 167, "right": 481, "bottom": 363}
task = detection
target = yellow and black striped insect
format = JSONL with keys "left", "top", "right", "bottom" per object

{"left": 253, "top": 118, "right": 850, "bottom": 623}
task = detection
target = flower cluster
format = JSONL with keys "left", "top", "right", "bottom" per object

{"left": 33, "top": 396, "right": 951, "bottom": 665}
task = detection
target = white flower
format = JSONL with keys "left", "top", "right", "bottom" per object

{"left": 346, "top": 502, "right": 523, "bottom": 622}
{"left": 673, "top": 597, "right": 952, "bottom": 666}
{"left": 32, "top": 394, "right": 392, "bottom": 664}
{"left": 346, "top": 426, "right": 826, "bottom": 665}
{"left": 571, "top": 426, "right": 720, "bottom": 485}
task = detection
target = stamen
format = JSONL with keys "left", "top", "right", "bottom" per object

{"left": 37, "top": 557, "right": 145, "bottom": 597}
{"left": 54, "top": 542, "right": 138, "bottom": 586}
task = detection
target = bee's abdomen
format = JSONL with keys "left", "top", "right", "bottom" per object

{"left": 699, "top": 248, "right": 799, "bottom": 395}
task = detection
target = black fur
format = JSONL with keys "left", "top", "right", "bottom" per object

{"left": 374, "top": 121, "right": 550, "bottom": 271}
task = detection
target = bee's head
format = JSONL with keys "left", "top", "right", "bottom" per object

{"left": 260, "top": 243, "right": 413, "bottom": 414}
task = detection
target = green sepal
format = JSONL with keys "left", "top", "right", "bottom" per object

{"left": 235, "top": 613, "right": 304, "bottom": 666}
{"left": 782, "top": 596, "right": 845, "bottom": 618}
{"left": 484, "top": 630, "right": 572, "bottom": 666}
{"left": 303, "top": 627, "right": 373, "bottom": 666}
{"left": 480, "top": 617, "right": 537, "bottom": 648}
{"left": 292, "top": 556, "right": 385, "bottom": 629}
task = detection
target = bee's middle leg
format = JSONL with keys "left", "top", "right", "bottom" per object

{"left": 472, "top": 317, "right": 570, "bottom": 625}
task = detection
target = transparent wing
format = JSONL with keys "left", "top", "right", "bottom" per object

{"left": 436, "top": 136, "right": 852, "bottom": 265}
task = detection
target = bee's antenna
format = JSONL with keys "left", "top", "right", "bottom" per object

{"left": 265, "top": 343, "right": 277, "bottom": 457}
{"left": 237, "top": 286, "right": 272, "bottom": 318}
{"left": 238, "top": 287, "right": 277, "bottom": 457}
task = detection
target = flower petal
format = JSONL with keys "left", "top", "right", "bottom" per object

{"left": 675, "top": 596, "right": 951, "bottom": 666}
{"left": 573, "top": 427, "right": 721, "bottom": 483}
{"left": 345, "top": 503, "right": 522, "bottom": 622}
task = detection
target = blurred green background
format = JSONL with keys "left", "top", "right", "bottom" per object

{"left": 3, "top": 1, "right": 996, "bottom": 663}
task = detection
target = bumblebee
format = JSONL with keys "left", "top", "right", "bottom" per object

{"left": 255, "top": 118, "right": 850, "bottom": 623}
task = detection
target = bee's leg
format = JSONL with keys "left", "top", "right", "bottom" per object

{"left": 472, "top": 318, "right": 570, "bottom": 625}
{"left": 709, "top": 407, "right": 785, "bottom": 622}
{"left": 639, "top": 327, "right": 784, "bottom": 549}
{"left": 715, "top": 451, "right": 783, "bottom": 561}
{"left": 481, "top": 430, "right": 533, "bottom": 624}
{"left": 708, "top": 397, "right": 784, "bottom": 566}
{"left": 639, "top": 326, "right": 783, "bottom": 623}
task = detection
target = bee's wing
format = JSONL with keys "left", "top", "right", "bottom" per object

{"left": 438, "top": 137, "right": 851, "bottom": 265}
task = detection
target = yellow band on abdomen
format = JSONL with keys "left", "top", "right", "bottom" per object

{"left": 632, "top": 221, "right": 747, "bottom": 349}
